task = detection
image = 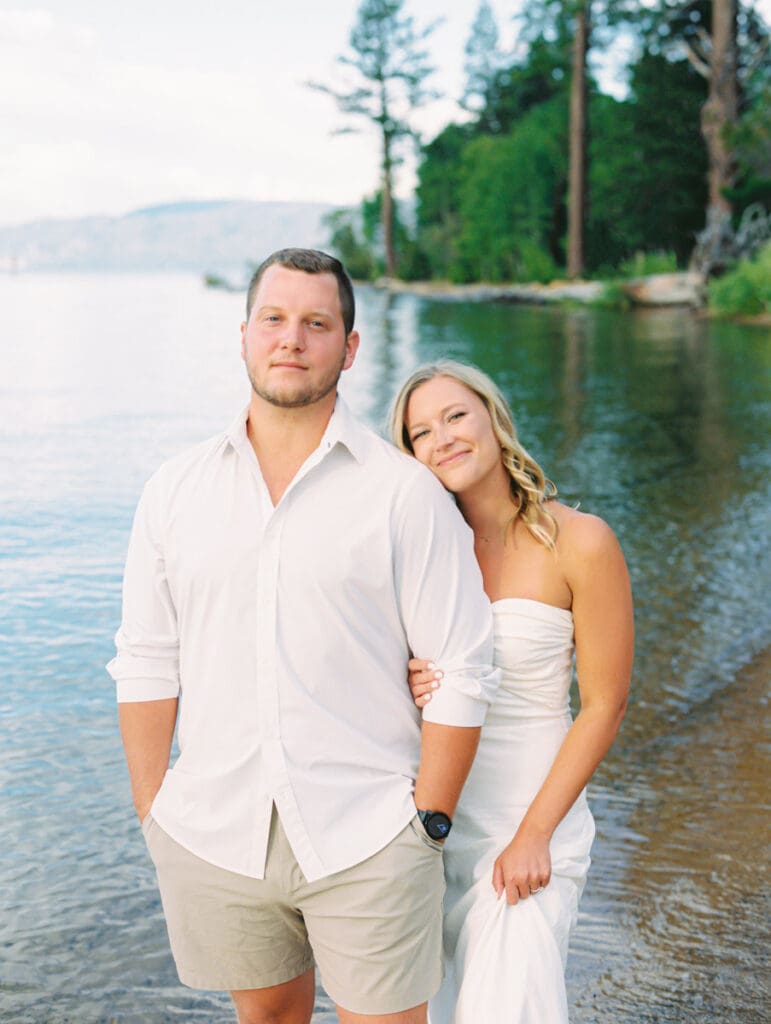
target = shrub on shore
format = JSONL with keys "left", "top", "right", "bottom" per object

{"left": 708, "top": 242, "right": 771, "bottom": 318}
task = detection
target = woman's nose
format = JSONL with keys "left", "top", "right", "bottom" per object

{"left": 434, "top": 423, "right": 453, "bottom": 448}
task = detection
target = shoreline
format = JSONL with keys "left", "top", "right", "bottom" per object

{"left": 202, "top": 268, "right": 769, "bottom": 324}
{"left": 367, "top": 273, "right": 771, "bottom": 326}
{"left": 368, "top": 271, "right": 705, "bottom": 310}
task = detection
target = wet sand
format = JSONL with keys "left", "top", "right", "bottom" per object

{"left": 568, "top": 645, "right": 770, "bottom": 1023}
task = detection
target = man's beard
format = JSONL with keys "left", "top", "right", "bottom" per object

{"left": 246, "top": 351, "right": 346, "bottom": 409}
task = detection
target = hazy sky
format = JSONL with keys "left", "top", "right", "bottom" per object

{"left": 3, "top": 1, "right": 769, "bottom": 227}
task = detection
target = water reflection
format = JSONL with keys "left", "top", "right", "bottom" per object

{"left": 0, "top": 275, "right": 768, "bottom": 1023}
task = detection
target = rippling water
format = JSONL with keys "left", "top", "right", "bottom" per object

{"left": 1, "top": 273, "right": 768, "bottom": 1023}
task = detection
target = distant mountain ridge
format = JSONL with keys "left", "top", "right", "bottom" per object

{"left": 0, "top": 200, "right": 339, "bottom": 272}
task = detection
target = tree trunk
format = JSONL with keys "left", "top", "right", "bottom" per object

{"left": 695, "top": 0, "right": 738, "bottom": 271}
{"left": 382, "top": 147, "right": 397, "bottom": 278}
{"left": 702, "top": 0, "right": 738, "bottom": 218}
{"left": 381, "top": 93, "right": 397, "bottom": 279}
{"left": 567, "top": 0, "right": 589, "bottom": 279}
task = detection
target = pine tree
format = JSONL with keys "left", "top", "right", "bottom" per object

{"left": 462, "top": 1, "right": 507, "bottom": 126}
{"left": 308, "top": 0, "right": 441, "bottom": 278}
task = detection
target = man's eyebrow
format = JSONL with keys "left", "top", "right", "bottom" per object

{"left": 255, "top": 304, "right": 335, "bottom": 317}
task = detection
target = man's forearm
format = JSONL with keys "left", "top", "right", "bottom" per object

{"left": 118, "top": 698, "right": 178, "bottom": 820}
{"left": 413, "top": 722, "right": 481, "bottom": 817}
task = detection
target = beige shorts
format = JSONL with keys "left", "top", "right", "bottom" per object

{"left": 142, "top": 807, "right": 445, "bottom": 1015}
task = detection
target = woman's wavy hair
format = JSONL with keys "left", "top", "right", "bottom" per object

{"left": 389, "top": 360, "right": 558, "bottom": 549}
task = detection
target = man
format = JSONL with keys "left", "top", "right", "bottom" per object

{"left": 108, "top": 248, "right": 498, "bottom": 1024}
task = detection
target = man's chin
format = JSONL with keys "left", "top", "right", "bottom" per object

{"left": 252, "top": 384, "right": 335, "bottom": 409}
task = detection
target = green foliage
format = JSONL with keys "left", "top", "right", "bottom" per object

{"left": 409, "top": 0, "right": 769, "bottom": 283}
{"left": 617, "top": 250, "right": 679, "bottom": 277}
{"left": 728, "top": 84, "right": 771, "bottom": 217}
{"left": 311, "top": 0, "right": 440, "bottom": 145}
{"left": 338, "top": 193, "right": 429, "bottom": 281}
{"left": 482, "top": 37, "right": 569, "bottom": 135}
{"left": 415, "top": 123, "right": 475, "bottom": 278}
{"left": 708, "top": 241, "right": 771, "bottom": 317}
{"left": 323, "top": 210, "right": 377, "bottom": 281}
{"left": 586, "top": 55, "right": 708, "bottom": 268}
{"left": 462, "top": 2, "right": 506, "bottom": 117}
{"left": 592, "top": 281, "right": 633, "bottom": 310}
{"left": 451, "top": 99, "right": 567, "bottom": 282}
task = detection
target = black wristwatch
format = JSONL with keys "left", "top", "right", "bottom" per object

{"left": 417, "top": 809, "right": 452, "bottom": 841}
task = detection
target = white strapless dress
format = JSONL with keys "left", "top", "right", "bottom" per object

{"left": 431, "top": 599, "right": 595, "bottom": 1024}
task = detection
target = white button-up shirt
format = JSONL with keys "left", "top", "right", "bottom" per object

{"left": 108, "top": 396, "right": 498, "bottom": 881}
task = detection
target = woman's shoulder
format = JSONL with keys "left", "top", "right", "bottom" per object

{"left": 549, "top": 502, "right": 622, "bottom": 561}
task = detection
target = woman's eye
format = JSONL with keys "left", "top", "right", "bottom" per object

{"left": 411, "top": 429, "right": 428, "bottom": 442}
{"left": 448, "top": 411, "right": 466, "bottom": 422}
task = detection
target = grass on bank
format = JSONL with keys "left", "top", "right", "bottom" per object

{"left": 708, "top": 241, "right": 771, "bottom": 318}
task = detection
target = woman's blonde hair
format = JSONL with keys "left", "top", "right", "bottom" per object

{"left": 389, "top": 360, "right": 558, "bottom": 549}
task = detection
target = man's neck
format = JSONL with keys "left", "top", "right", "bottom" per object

{"left": 246, "top": 391, "right": 337, "bottom": 506}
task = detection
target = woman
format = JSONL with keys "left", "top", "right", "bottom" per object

{"left": 389, "top": 361, "right": 633, "bottom": 1024}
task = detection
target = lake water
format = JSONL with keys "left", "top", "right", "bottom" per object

{"left": 1, "top": 273, "right": 768, "bottom": 1023}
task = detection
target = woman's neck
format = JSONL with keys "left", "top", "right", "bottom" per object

{"left": 457, "top": 483, "right": 517, "bottom": 545}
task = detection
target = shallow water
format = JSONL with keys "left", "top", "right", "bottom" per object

{"left": 0, "top": 274, "right": 768, "bottom": 1022}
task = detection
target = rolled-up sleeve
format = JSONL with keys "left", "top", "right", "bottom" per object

{"left": 394, "top": 466, "right": 499, "bottom": 726}
{"left": 106, "top": 477, "right": 180, "bottom": 703}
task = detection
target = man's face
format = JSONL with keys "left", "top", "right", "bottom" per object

{"left": 240, "top": 265, "right": 359, "bottom": 409}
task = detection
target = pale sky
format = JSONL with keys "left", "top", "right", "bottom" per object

{"left": 3, "top": 1, "right": 769, "bottom": 227}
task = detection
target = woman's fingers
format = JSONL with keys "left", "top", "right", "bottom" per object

{"left": 504, "top": 874, "right": 550, "bottom": 904}
{"left": 408, "top": 661, "right": 444, "bottom": 707}
{"left": 408, "top": 658, "right": 432, "bottom": 672}
{"left": 493, "top": 844, "right": 552, "bottom": 905}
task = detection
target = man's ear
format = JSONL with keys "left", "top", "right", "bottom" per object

{"left": 343, "top": 330, "right": 360, "bottom": 371}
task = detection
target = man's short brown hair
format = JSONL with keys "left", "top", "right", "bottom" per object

{"left": 245, "top": 248, "right": 356, "bottom": 335}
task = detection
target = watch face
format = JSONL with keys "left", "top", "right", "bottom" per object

{"left": 425, "top": 812, "right": 451, "bottom": 840}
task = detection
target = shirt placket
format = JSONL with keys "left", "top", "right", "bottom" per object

{"left": 251, "top": 445, "right": 333, "bottom": 880}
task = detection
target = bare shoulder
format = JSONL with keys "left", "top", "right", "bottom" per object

{"left": 549, "top": 502, "right": 625, "bottom": 568}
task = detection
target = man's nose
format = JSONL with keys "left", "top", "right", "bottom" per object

{"left": 279, "top": 320, "right": 305, "bottom": 349}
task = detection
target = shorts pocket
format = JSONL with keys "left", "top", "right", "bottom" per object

{"left": 409, "top": 816, "right": 445, "bottom": 853}
{"left": 140, "top": 811, "right": 155, "bottom": 839}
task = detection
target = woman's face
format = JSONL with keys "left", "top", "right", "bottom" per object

{"left": 404, "top": 375, "right": 505, "bottom": 497}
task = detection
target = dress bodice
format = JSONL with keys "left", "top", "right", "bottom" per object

{"left": 490, "top": 598, "right": 575, "bottom": 720}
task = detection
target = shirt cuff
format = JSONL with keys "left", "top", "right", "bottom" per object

{"left": 421, "top": 687, "right": 488, "bottom": 727}
{"left": 116, "top": 678, "right": 180, "bottom": 703}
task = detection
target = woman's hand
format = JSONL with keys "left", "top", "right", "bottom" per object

{"left": 492, "top": 828, "right": 552, "bottom": 905}
{"left": 408, "top": 658, "right": 444, "bottom": 708}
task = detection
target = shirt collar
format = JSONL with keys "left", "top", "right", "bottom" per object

{"left": 224, "top": 393, "right": 367, "bottom": 465}
{"left": 320, "top": 393, "right": 367, "bottom": 465}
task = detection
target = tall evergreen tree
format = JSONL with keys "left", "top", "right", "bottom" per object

{"left": 461, "top": 2, "right": 507, "bottom": 129}
{"left": 308, "top": 0, "right": 441, "bottom": 278}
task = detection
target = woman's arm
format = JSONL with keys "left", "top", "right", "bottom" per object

{"left": 493, "top": 514, "right": 634, "bottom": 903}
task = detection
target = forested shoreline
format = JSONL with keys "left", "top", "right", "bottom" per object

{"left": 313, "top": 1, "right": 770, "bottom": 316}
